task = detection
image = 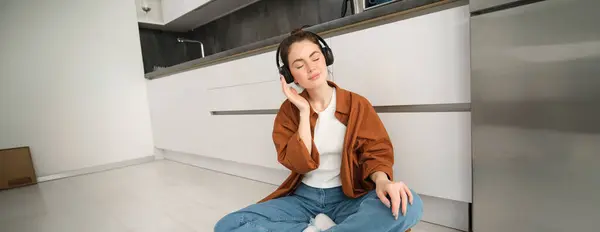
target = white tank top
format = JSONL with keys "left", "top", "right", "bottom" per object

{"left": 302, "top": 89, "right": 347, "bottom": 188}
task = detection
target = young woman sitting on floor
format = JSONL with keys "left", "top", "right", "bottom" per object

{"left": 215, "top": 27, "right": 423, "bottom": 232}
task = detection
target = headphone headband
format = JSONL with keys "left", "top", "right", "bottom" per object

{"left": 276, "top": 30, "right": 334, "bottom": 84}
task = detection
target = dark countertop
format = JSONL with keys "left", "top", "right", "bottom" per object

{"left": 145, "top": 0, "right": 465, "bottom": 80}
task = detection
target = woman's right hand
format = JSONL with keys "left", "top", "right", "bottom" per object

{"left": 280, "top": 76, "right": 310, "bottom": 113}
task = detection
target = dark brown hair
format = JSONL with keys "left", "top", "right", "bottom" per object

{"left": 279, "top": 26, "right": 320, "bottom": 68}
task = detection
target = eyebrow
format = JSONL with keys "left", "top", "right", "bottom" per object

{"left": 292, "top": 51, "right": 320, "bottom": 64}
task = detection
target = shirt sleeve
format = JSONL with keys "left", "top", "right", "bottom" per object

{"left": 356, "top": 98, "right": 395, "bottom": 187}
{"left": 272, "top": 101, "right": 320, "bottom": 174}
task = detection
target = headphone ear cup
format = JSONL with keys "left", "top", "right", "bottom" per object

{"left": 279, "top": 66, "right": 294, "bottom": 84}
{"left": 322, "top": 47, "right": 334, "bottom": 66}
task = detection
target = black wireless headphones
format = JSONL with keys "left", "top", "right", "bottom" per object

{"left": 276, "top": 31, "right": 334, "bottom": 84}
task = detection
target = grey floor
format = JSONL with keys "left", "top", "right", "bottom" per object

{"left": 0, "top": 160, "right": 461, "bottom": 232}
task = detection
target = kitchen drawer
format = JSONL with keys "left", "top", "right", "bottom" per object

{"left": 203, "top": 51, "right": 279, "bottom": 89}
{"left": 207, "top": 80, "right": 286, "bottom": 112}
{"left": 382, "top": 112, "right": 472, "bottom": 203}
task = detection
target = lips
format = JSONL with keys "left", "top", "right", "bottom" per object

{"left": 309, "top": 73, "right": 320, "bottom": 80}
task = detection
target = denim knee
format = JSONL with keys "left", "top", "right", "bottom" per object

{"left": 214, "top": 213, "right": 234, "bottom": 232}
{"left": 404, "top": 189, "right": 424, "bottom": 226}
{"left": 214, "top": 212, "right": 256, "bottom": 232}
{"left": 383, "top": 189, "right": 424, "bottom": 230}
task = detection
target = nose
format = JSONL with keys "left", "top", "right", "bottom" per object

{"left": 307, "top": 61, "right": 317, "bottom": 73}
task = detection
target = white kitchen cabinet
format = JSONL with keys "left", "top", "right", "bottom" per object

{"left": 147, "top": 5, "right": 472, "bottom": 203}
{"left": 328, "top": 5, "right": 470, "bottom": 106}
{"left": 135, "top": 0, "right": 163, "bottom": 24}
{"left": 161, "top": 0, "right": 185, "bottom": 23}
{"left": 381, "top": 112, "right": 472, "bottom": 203}
{"left": 201, "top": 49, "right": 287, "bottom": 112}
{"left": 207, "top": 80, "right": 286, "bottom": 112}
{"left": 205, "top": 114, "right": 283, "bottom": 170}
{"left": 204, "top": 51, "right": 280, "bottom": 89}
{"left": 326, "top": 6, "right": 472, "bottom": 203}
{"left": 147, "top": 54, "right": 283, "bottom": 170}
{"left": 146, "top": 69, "right": 213, "bottom": 157}
{"left": 162, "top": 0, "right": 210, "bottom": 23}
{"left": 202, "top": 37, "right": 333, "bottom": 90}
{"left": 183, "top": 0, "right": 211, "bottom": 13}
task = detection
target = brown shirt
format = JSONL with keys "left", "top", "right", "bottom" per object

{"left": 259, "top": 81, "right": 394, "bottom": 203}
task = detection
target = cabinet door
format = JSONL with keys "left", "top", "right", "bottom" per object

{"left": 161, "top": 0, "right": 186, "bottom": 23}
{"left": 147, "top": 71, "right": 213, "bottom": 156}
{"left": 207, "top": 81, "right": 285, "bottom": 112}
{"left": 183, "top": 0, "right": 210, "bottom": 12}
{"left": 204, "top": 50, "right": 285, "bottom": 112}
{"left": 329, "top": 5, "right": 470, "bottom": 106}
{"left": 161, "top": 0, "right": 210, "bottom": 23}
{"left": 381, "top": 112, "right": 472, "bottom": 203}
{"left": 136, "top": 0, "right": 163, "bottom": 24}
{"left": 204, "top": 51, "right": 279, "bottom": 89}
{"left": 205, "top": 114, "right": 283, "bottom": 170}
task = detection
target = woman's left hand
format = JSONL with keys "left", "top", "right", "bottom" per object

{"left": 375, "top": 178, "right": 413, "bottom": 220}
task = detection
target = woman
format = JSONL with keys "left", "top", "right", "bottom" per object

{"left": 215, "top": 28, "right": 423, "bottom": 232}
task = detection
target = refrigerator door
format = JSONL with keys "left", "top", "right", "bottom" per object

{"left": 471, "top": 0, "right": 600, "bottom": 231}
{"left": 470, "top": 0, "right": 520, "bottom": 12}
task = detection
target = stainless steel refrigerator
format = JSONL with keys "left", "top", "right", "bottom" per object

{"left": 470, "top": 0, "right": 600, "bottom": 231}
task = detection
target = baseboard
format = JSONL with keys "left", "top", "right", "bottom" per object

{"left": 420, "top": 194, "right": 470, "bottom": 231}
{"left": 161, "top": 149, "right": 469, "bottom": 231}
{"left": 161, "top": 149, "right": 290, "bottom": 186}
{"left": 154, "top": 147, "right": 166, "bottom": 160}
{"left": 36, "top": 156, "right": 156, "bottom": 182}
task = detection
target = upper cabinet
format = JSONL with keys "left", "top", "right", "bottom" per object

{"left": 136, "top": 0, "right": 260, "bottom": 32}
{"left": 136, "top": 0, "right": 163, "bottom": 25}
{"left": 162, "top": 0, "right": 209, "bottom": 23}
{"left": 160, "top": 0, "right": 183, "bottom": 24}
{"left": 470, "top": 0, "right": 519, "bottom": 12}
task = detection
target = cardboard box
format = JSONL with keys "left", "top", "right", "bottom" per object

{"left": 0, "top": 146, "right": 37, "bottom": 190}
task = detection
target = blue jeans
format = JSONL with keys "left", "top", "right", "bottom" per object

{"left": 215, "top": 183, "right": 423, "bottom": 232}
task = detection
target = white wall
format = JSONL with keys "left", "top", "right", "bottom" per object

{"left": 0, "top": 0, "right": 155, "bottom": 176}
